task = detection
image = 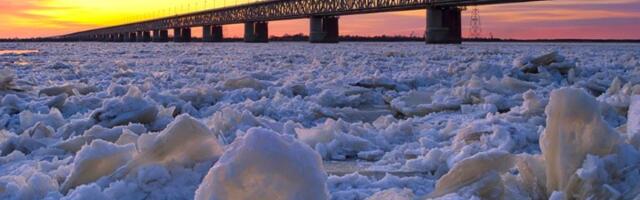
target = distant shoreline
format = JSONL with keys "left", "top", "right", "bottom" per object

{"left": 1, "top": 34, "right": 639, "bottom": 43}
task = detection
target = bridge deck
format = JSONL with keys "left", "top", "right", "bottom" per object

{"left": 63, "top": 0, "right": 540, "bottom": 38}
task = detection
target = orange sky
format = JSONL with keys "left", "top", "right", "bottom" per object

{"left": 1, "top": 0, "right": 639, "bottom": 39}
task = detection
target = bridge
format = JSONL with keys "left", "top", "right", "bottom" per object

{"left": 57, "top": 0, "right": 541, "bottom": 44}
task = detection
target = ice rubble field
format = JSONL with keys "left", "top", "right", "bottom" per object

{"left": 0, "top": 42, "right": 640, "bottom": 200}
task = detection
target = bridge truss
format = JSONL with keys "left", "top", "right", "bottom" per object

{"left": 63, "top": 0, "right": 538, "bottom": 38}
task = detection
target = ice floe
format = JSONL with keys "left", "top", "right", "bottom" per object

{"left": 0, "top": 42, "right": 639, "bottom": 199}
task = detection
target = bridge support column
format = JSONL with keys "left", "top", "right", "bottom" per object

{"left": 173, "top": 28, "right": 182, "bottom": 42}
{"left": 127, "top": 32, "right": 137, "bottom": 42}
{"left": 203, "top": 25, "right": 212, "bottom": 42}
{"left": 426, "top": 6, "right": 462, "bottom": 44}
{"left": 212, "top": 25, "right": 223, "bottom": 42}
{"left": 203, "top": 25, "right": 224, "bottom": 42}
{"left": 310, "top": 16, "right": 339, "bottom": 43}
{"left": 136, "top": 31, "right": 144, "bottom": 42}
{"left": 153, "top": 30, "right": 168, "bottom": 42}
{"left": 115, "top": 33, "right": 125, "bottom": 42}
{"left": 142, "top": 31, "right": 152, "bottom": 42}
{"left": 181, "top": 28, "right": 191, "bottom": 42}
{"left": 244, "top": 21, "right": 268, "bottom": 43}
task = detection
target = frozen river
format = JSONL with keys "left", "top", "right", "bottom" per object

{"left": 1, "top": 42, "right": 640, "bottom": 199}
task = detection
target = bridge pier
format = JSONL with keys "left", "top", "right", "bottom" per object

{"left": 136, "top": 31, "right": 144, "bottom": 42}
{"left": 115, "top": 33, "right": 125, "bottom": 42}
{"left": 244, "top": 21, "right": 268, "bottom": 43}
{"left": 212, "top": 25, "right": 223, "bottom": 42}
{"left": 203, "top": 25, "right": 212, "bottom": 42}
{"left": 153, "top": 30, "right": 169, "bottom": 42}
{"left": 310, "top": 16, "right": 339, "bottom": 43}
{"left": 426, "top": 6, "right": 462, "bottom": 44}
{"left": 203, "top": 25, "right": 224, "bottom": 42}
{"left": 181, "top": 28, "right": 191, "bottom": 42}
{"left": 142, "top": 31, "right": 152, "bottom": 42}
{"left": 173, "top": 28, "right": 191, "bottom": 42}
{"left": 173, "top": 28, "right": 182, "bottom": 42}
{"left": 127, "top": 32, "right": 137, "bottom": 42}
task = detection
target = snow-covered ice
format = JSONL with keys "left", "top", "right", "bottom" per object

{"left": 1, "top": 42, "right": 640, "bottom": 199}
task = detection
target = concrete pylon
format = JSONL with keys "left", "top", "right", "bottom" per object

{"left": 244, "top": 21, "right": 268, "bottom": 43}
{"left": 426, "top": 7, "right": 462, "bottom": 44}
{"left": 181, "top": 28, "right": 191, "bottom": 42}
{"left": 203, "top": 25, "right": 224, "bottom": 42}
{"left": 173, "top": 28, "right": 182, "bottom": 42}
{"left": 115, "top": 33, "right": 125, "bottom": 42}
{"left": 212, "top": 25, "right": 223, "bottom": 42}
{"left": 142, "top": 31, "right": 152, "bottom": 42}
{"left": 310, "top": 16, "right": 339, "bottom": 43}
{"left": 128, "top": 32, "right": 137, "bottom": 42}
{"left": 136, "top": 31, "right": 144, "bottom": 42}
{"left": 153, "top": 30, "right": 169, "bottom": 42}
{"left": 203, "top": 25, "right": 212, "bottom": 42}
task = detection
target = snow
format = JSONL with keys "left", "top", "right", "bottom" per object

{"left": 195, "top": 127, "right": 328, "bottom": 200}
{"left": 1, "top": 42, "right": 639, "bottom": 199}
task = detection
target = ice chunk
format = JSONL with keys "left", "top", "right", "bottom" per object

{"left": 627, "top": 95, "right": 640, "bottom": 147}
{"left": 23, "top": 122, "right": 55, "bottom": 139}
{"left": 55, "top": 118, "right": 96, "bottom": 140}
{"left": 541, "top": 88, "right": 620, "bottom": 194}
{"left": 1, "top": 133, "right": 47, "bottom": 155}
{"left": 0, "top": 69, "right": 18, "bottom": 91}
{"left": 352, "top": 76, "right": 407, "bottom": 91}
{"left": 317, "top": 107, "right": 394, "bottom": 123}
{"left": 429, "top": 151, "right": 515, "bottom": 199}
{"left": 46, "top": 93, "right": 68, "bottom": 109}
{"left": 295, "top": 119, "right": 374, "bottom": 160}
{"left": 520, "top": 90, "right": 545, "bottom": 115}
{"left": 116, "top": 114, "right": 223, "bottom": 176}
{"left": 365, "top": 188, "right": 414, "bottom": 200}
{"left": 61, "top": 140, "right": 135, "bottom": 193}
{"left": 19, "top": 108, "right": 65, "bottom": 132}
{"left": 312, "top": 87, "right": 387, "bottom": 109}
{"left": 62, "top": 184, "right": 108, "bottom": 200}
{"left": 195, "top": 128, "right": 328, "bottom": 200}
{"left": 115, "top": 129, "right": 139, "bottom": 146}
{"left": 91, "top": 87, "right": 158, "bottom": 128}
{"left": 177, "top": 87, "right": 223, "bottom": 109}
{"left": 548, "top": 191, "right": 565, "bottom": 200}
{"left": 136, "top": 164, "right": 171, "bottom": 192}
{"left": 0, "top": 172, "right": 60, "bottom": 200}
{"left": 55, "top": 124, "right": 147, "bottom": 153}
{"left": 391, "top": 90, "right": 462, "bottom": 116}
{"left": 207, "top": 108, "right": 264, "bottom": 144}
{"left": 513, "top": 154, "right": 547, "bottom": 199}
{"left": 1, "top": 94, "right": 26, "bottom": 114}
{"left": 39, "top": 84, "right": 98, "bottom": 96}
{"left": 516, "top": 51, "right": 575, "bottom": 74}
{"left": 222, "top": 76, "right": 269, "bottom": 90}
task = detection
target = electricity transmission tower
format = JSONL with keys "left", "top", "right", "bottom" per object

{"left": 469, "top": 6, "right": 482, "bottom": 38}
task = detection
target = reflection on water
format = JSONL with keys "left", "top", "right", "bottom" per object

{"left": 0, "top": 50, "right": 39, "bottom": 55}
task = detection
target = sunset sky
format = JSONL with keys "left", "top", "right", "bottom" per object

{"left": 1, "top": 0, "right": 639, "bottom": 39}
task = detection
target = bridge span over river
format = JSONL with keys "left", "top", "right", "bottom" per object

{"left": 57, "top": 0, "right": 542, "bottom": 44}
